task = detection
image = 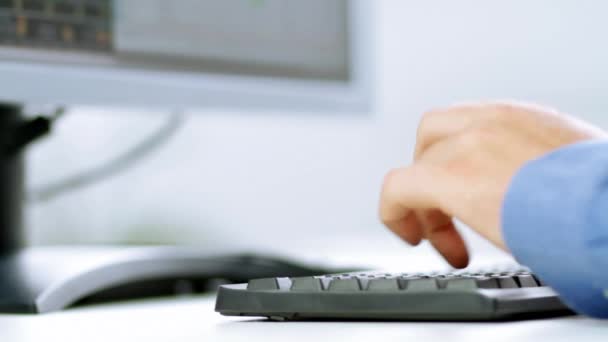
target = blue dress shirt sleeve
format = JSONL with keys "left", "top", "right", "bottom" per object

{"left": 502, "top": 140, "right": 608, "bottom": 318}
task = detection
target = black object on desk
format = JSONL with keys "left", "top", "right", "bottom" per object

{"left": 0, "top": 246, "right": 345, "bottom": 313}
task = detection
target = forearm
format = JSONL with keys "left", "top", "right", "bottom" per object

{"left": 502, "top": 140, "right": 608, "bottom": 318}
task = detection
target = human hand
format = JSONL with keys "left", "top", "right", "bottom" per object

{"left": 379, "top": 102, "right": 607, "bottom": 268}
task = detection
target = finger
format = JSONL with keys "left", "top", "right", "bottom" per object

{"left": 416, "top": 209, "right": 452, "bottom": 237}
{"left": 379, "top": 166, "right": 448, "bottom": 245}
{"left": 383, "top": 209, "right": 424, "bottom": 246}
{"left": 415, "top": 103, "right": 498, "bottom": 159}
{"left": 429, "top": 222, "right": 469, "bottom": 268}
{"left": 379, "top": 166, "right": 444, "bottom": 223}
{"left": 417, "top": 209, "right": 469, "bottom": 268}
{"left": 379, "top": 166, "right": 469, "bottom": 267}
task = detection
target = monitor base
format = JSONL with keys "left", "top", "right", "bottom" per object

{"left": 0, "top": 246, "right": 336, "bottom": 313}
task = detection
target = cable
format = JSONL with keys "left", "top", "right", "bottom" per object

{"left": 28, "top": 112, "right": 185, "bottom": 203}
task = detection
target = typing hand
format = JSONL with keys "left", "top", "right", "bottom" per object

{"left": 379, "top": 102, "right": 606, "bottom": 268}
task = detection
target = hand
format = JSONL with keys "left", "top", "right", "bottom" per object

{"left": 379, "top": 102, "right": 607, "bottom": 268}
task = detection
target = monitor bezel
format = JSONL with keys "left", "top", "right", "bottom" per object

{"left": 0, "top": 0, "right": 374, "bottom": 113}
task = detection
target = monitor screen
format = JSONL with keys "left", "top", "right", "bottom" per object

{"left": 0, "top": 0, "right": 372, "bottom": 111}
{"left": 1, "top": 0, "right": 349, "bottom": 80}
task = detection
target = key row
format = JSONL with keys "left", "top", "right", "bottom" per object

{"left": 247, "top": 274, "right": 544, "bottom": 292}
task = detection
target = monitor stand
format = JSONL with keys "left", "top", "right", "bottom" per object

{"left": 0, "top": 104, "right": 341, "bottom": 313}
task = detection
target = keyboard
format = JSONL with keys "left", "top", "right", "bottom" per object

{"left": 215, "top": 268, "right": 574, "bottom": 321}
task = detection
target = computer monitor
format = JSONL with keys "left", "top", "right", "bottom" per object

{"left": 0, "top": 0, "right": 374, "bottom": 313}
{"left": 0, "top": 0, "right": 373, "bottom": 111}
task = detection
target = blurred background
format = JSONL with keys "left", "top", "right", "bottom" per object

{"left": 21, "top": 0, "right": 608, "bottom": 268}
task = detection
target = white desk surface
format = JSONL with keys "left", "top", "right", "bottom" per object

{"left": 1, "top": 246, "right": 606, "bottom": 341}
{"left": 1, "top": 293, "right": 606, "bottom": 342}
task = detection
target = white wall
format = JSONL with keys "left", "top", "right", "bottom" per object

{"left": 25, "top": 0, "right": 608, "bottom": 268}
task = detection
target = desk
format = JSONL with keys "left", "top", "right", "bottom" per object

{"left": 1, "top": 294, "right": 606, "bottom": 342}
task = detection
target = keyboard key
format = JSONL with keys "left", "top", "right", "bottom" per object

{"left": 497, "top": 277, "right": 519, "bottom": 289}
{"left": 445, "top": 278, "right": 478, "bottom": 291}
{"left": 366, "top": 278, "right": 400, "bottom": 291}
{"left": 436, "top": 276, "right": 456, "bottom": 289}
{"left": 328, "top": 279, "right": 361, "bottom": 292}
{"left": 247, "top": 278, "right": 279, "bottom": 291}
{"left": 475, "top": 277, "right": 499, "bottom": 289}
{"left": 397, "top": 278, "right": 410, "bottom": 289}
{"left": 290, "top": 277, "right": 324, "bottom": 291}
{"left": 318, "top": 277, "right": 332, "bottom": 290}
{"left": 358, "top": 277, "right": 371, "bottom": 290}
{"left": 276, "top": 277, "right": 293, "bottom": 290}
{"left": 516, "top": 275, "right": 538, "bottom": 288}
{"left": 405, "top": 278, "right": 438, "bottom": 291}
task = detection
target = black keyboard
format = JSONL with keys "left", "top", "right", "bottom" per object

{"left": 215, "top": 268, "right": 574, "bottom": 321}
